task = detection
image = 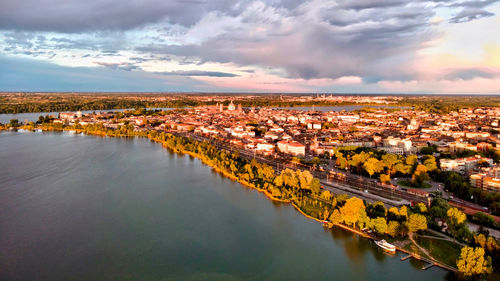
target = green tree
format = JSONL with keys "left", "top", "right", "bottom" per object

{"left": 411, "top": 164, "right": 430, "bottom": 187}
{"left": 9, "top": 118, "right": 19, "bottom": 128}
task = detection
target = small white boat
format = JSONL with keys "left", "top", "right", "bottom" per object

{"left": 375, "top": 240, "right": 396, "bottom": 253}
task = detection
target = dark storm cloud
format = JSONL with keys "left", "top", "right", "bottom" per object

{"left": 157, "top": 70, "right": 239, "bottom": 77}
{"left": 1, "top": 0, "right": 498, "bottom": 84}
{"left": 133, "top": 1, "right": 435, "bottom": 80}
{"left": 0, "top": 0, "right": 312, "bottom": 33}
{"left": 0, "top": 0, "right": 243, "bottom": 32}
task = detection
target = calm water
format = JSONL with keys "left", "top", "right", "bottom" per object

{"left": 0, "top": 131, "right": 455, "bottom": 281}
{"left": 0, "top": 108, "right": 174, "bottom": 124}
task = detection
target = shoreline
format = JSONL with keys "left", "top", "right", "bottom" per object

{"left": 5, "top": 127, "right": 459, "bottom": 274}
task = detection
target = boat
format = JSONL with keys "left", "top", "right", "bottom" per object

{"left": 375, "top": 240, "right": 396, "bottom": 253}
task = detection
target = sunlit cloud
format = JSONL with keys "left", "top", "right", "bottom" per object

{"left": 0, "top": 0, "right": 499, "bottom": 93}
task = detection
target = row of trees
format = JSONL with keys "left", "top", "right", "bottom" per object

{"left": 332, "top": 149, "right": 437, "bottom": 187}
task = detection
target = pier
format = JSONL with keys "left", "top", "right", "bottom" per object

{"left": 400, "top": 254, "right": 412, "bottom": 261}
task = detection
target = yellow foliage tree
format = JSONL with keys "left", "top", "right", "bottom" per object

{"left": 399, "top": 206, "right": 408, "bottom": 219}
{"left": 329, "top": 209, "right": 342, "bottom": 225}
{"left": 447, "top": 207, "right": 466, "bottom": 225}
{"left": 387, "top": 221, "right": 400, "bottom": 237}
{"left": 416, "top": 202, "right": 427, "bottom": 213}
{"left": 340, "top": 197, "right": 365, "bottom": 226}
{"left": 388, "top": 207, "right": 399, "bottom": 216}
{"left": 371, "top": 217, "right": 388, "bottom": 234}
{"left": 457, "top": 246, "right": 492, "bottom": 277}
{"left": 407, "top": 213, "right": 427, "bottom": 234}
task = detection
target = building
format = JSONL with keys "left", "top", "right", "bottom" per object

{"left": 440, "top": 156, "right": 494, "bottom": 175}
{"left": 277, "top": 140, "right": 305, "bottom": 156}
{"left": 381, "top": 136, "right": 413, "bottom": 154}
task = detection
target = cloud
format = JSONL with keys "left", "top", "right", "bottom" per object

{"left": 449, "top": 7, "right": 495, "bottom": 23}
{"left": 157, "top": 70, "right": 239, "bottom": 77}
{"left": 94, "top": 61, "right": 140, "bottom": 71}
{"left": 0, "top": 0, "right": 243, "bottom": 33}
{"left": 0, "top": 0, "right": 498, "bottom": 92}
{"left": 443, "top": 68, "right": 499, "bottom": 80}
{"left": 134, "top": 1, "right": 436, "bottom": 81}
{"left": 0, "top": 56, "right": 207, "bottom": 91}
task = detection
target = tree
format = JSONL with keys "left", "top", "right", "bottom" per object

{"left": 407, "top": 213, "right": 427, "bottom": 234}
{"left": 457, "top": 246, "right": 492, "bottom": 279}
{"left": 366, "top": 201, "right": 386, "bottom": 219}
{"left": 329, "top": 209, "right": 342, "bottom": 225}
{"left": 406, "top": 154, "right": 418, "bottom": 168}
{"left": 363, "top": 157, "right": 385, "bottom": 177}
{"left": 447, "top": 207, "right": 467, "bottom": 225}
{"left": 387, "top": 221, "right": 400, "bottom": 237}
{"left": 309, "top": 178, "right": 321, "bottom": 195}
{"left": 311, "top": 157, "right": 321, "bottom": 166}
{"left": 358, "top": 209, "right": 370, "bottom": 229}
{"left": 380, "top": 173, "right": 391, "bottom": 184}
{"left": 415, "top": 202, "right": 427, "bottom": 213}
{"left": 399, "top": 206, "right": 408, "bottom": 220}
{"left": 340, "top": 197, "right": 365, "bottom": 226}
{"left": 371, "top": 217, "right": 388, "bottom": 234}
{"left": 9, "top": 118, "right": 19, "bottom": 128}
{"left": 411, "top": 164, "right": 430, "bottom": 187}
{"left": 381, "top": 154, "right": 401, "bottom": 175}
{"left": 423, "top": 155, "right": 438, "bottom": 172}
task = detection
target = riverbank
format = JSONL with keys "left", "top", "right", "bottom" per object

{"left": 9, "top": 126, "right": 462, "bottom": 275}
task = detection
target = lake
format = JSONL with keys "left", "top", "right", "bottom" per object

{"left": 0, "top": 131, "right": 455, "bottom": 281}
{"left": 0, "top": 108, "right": 174, "bottom": 124}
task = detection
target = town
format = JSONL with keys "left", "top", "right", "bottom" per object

{"left": 3, "top": 94, "right": 500, "bottom": 278}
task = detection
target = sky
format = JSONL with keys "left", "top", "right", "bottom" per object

{"left": 0, "top": 0, "right": 499, "bottom": 94}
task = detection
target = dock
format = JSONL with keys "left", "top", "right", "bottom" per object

{"left": 422, "top": 263, "right": 435, "bottom": 270}
{"left": 400, "top": 254, "right": 412, "bottom": 261}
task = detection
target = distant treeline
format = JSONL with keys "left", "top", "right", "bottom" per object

{"left": 0, "top": 94, "right": 498, "bottom": 114}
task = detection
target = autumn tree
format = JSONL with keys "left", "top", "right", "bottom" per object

{"left": 447, "top": 207, "right": 467, "bottom": 225}
{"left": 381, "top": 154, "right": 401, "bottom": 175}
{"left": 371, "top": 217, "right": 388, "bottom": 234}
{"left": 386, "top": 221, "right": 400, "bottom": 237}
{"left": 411, "top": 164, "right": 430, "bottom": 187}
{"left": 380, "top": 173, "right": 391, "bottom": 184}
{"left": 457, "top": 246, "right": 492, "bottom": 279}
{"left": 406, "top": 213, "right": 427, "bottom": 234}
{"left": 363, "top": 157, "right": 385, "bottom": 178}
{"left": 329, "top": 209, "right": 342, "bottom": 225}
{"left": 340, "top": 197, "right": 365, "bottom": 226}
{"left": 422, "top": 155, "right": 438, "bottom": 172}
{"left": 415, "top": 202, "right": 427, "bottom": 213}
